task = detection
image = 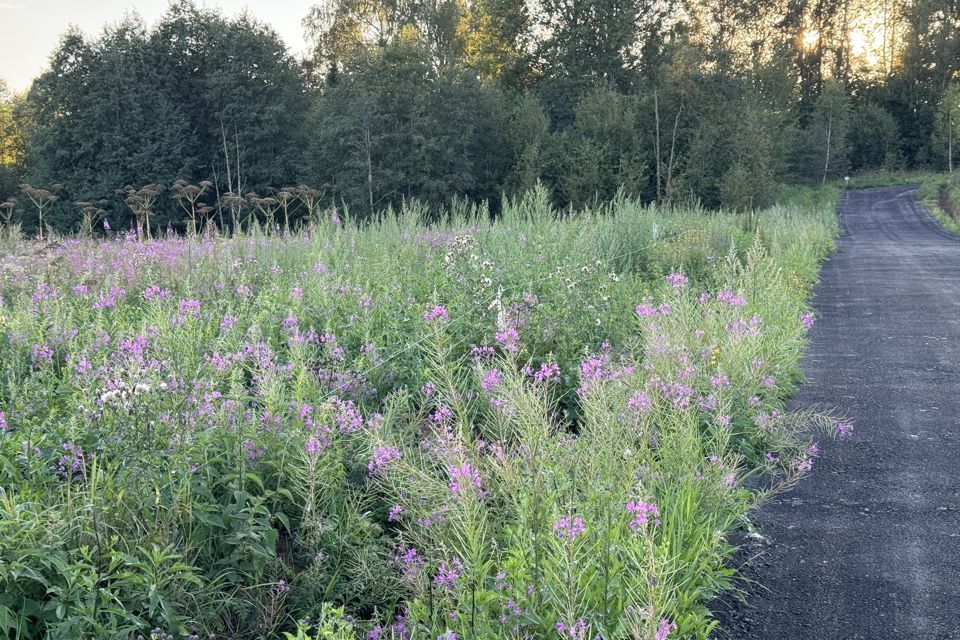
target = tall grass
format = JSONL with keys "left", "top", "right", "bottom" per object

{"left": 0, "top": 187, "right": 843, "bottom": 639}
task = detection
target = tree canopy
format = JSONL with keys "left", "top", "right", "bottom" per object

{"left": 1, "top": 0, "right": 958, "bottom": 232}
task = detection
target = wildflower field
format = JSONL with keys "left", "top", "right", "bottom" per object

{"left": 0, "top": 188, "right": 845, "bottom": 639}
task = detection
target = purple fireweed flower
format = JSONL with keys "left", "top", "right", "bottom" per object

{"left": 290, "top": 287, "right": 304, "bottom": 299}
{"left": 424, "top": 305, "right": 449, "bottom": 323}
{"left": 368, "top": 445, "right": 401, "bottom": 474}
{"left": 665, "top": 272, "right": 688, "bottom": 289}
{"left": 58, "top": 443, "right": 87, "bottom": 476}
{"left": 716, "top": 290, "right": 747, "bottom": 307}
{"left": 143, "top": 285, "right": 171, "bottom": 301}
{"left": 533, "top": 361, "right": 560, "bottom": 383}
{"left": 470, "top": 345, "right": 496, "bottom": 359}
{"left": 481, "top": 369, "right": 502, "bottom": 393}
{"left": 0, "top": 411, "right": 7, "bottom": 432}
{"left": 655, "top": 619, "right": 677, "bottom": 640}
{"left": 626, "top": 500, "right": 661, "bottom": 530}
{"left": 243, "top": 439, "right": 265, "bottom": 460}
{"left": 555, "top": 619, "right": 587, "bottom": 638}
{"left": 448, "top": 461, "right": 482, "bottom": 495}
{"left": 396, "top": 546, "right": 424, "bottom": 582}
{"left": 553, "top": 515, "right": 586, "bottom": 539}
{"left": 32, "top": 283, "right": 59, "bottom": 303}
{"left": 628, "top": 390, "right": 652, "bottom": 414}
{"left": 836, "top": 421, "right": 854, "bottom": 438}
{"left": 434, "top": 557, "right": 463, "bottom": 589}
{"left": 305, "top": 435, "right": 328, "bottom": 455}
{"left": 711, "top": 374, "right": 730, "bottom": 388}
{"left": 765, "top": 452, "right": 780, "bottom": 463}
{"left": 92, "top": 287, "right": 125, "bottom": 310}
{"left": 430, "top": 404, "right": 454, "bottom": 424}
{"left": 388, "top": 505, "right": 403, "bottom": 522}
{"left": 178, "top": 299, "right": 201, "bottom": 316}
{"left": 495, "top": 326, "right": 520, "bottom": 354}
{"left": 31, "top": 343, "right": 54, "bottom": 366}
{"left": 635, "top": 303, "right": 658, "bottom": 317}
{"left": 72, "top": 284, "right": 89, "bottom": 296}
{"left": 801, "top": 312, "right": 816, "bottom": 329}
{"left": 698, "top": 394, "right": 718, "bottom": 411}
{"left": 220, "top": 315, "right": 238, "bottom": 332}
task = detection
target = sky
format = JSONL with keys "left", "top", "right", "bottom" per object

{"left": 0, "top": 0, "right": 316, "bottom": 92}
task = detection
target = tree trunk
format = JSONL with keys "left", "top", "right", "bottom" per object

{"left": 822, "top": 114, "right": 833, "bottom": 185}
{"left": 653, "top": 90, "right": 662, "bottom": 202}
{"left": 666, "top": 96, "right": 683, "bottom": 203}
{"left": 219, "top": 118, "right": 236, "bottom": 232}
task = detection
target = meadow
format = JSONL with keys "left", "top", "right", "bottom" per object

{"left": 0, "top": 187, "right": 845, "bottom": 639}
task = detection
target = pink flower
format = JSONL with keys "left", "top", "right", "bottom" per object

{"left": 481, "top": 369, "right": 502, "bottom": 393}
{"left": 628, "top": 391, "right": 652, "bottom": 414}
{"left": 533, "top": 361, "right": 560, "bottom": 383}
{"left": 448, "top": 462, "right": 482, "bottom": 495}
{"left": 635, "top": 303, "right": 658, "bottom": 317}
{"left": 495, "top": 326, "right": 520, "bottom": 354}
{"left": 836, "top": 421, "right": 854, "bottom": 438}
{"left": 626, "top": 500, "right": 660, "bottom": 530}
{"left": 665, "top": 273, "right": 688, "bottom": 289}
{"left": 655, "top": 619, "right": 677, "bottom": 640}
{"left": 553, "top": 515, "right": 586, "bottom": 539}
{"left": 716, "top": 290, "right": 747, "bottom": 307}
{"left": 305, "top": 435, "right": 328, "bottom": 455}
{"left": 368, "top": 445, "right": 401, "bottom": 474}
{"left": 424, "top": 305, "right": 449, "bottom": 323}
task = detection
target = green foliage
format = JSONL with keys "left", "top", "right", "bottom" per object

{"left": 0, "top": 188, "right": 840, "bottom": 637}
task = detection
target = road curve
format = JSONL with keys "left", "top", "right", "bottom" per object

{"left": 719, "top": 186, "right": 960, "bottom": 639}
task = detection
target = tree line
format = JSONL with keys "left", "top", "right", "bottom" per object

{"left": 0, "top": 0, "right": 958, "bottom": 233}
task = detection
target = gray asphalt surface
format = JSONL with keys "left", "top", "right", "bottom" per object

{"left": 718, "top": 186, "right": 960, "bottom": 639}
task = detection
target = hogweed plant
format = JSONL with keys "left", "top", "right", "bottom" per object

{"left": 0, "top": 186, "right": 846, "bottom": 638}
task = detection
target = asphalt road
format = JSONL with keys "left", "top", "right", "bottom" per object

{"left": 718, "top": 186, "right": 960, "bottom": 639}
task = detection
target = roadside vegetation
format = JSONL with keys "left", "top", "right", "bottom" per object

{"left": 0, "top": 187, "right": 846, "bottom": 639}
